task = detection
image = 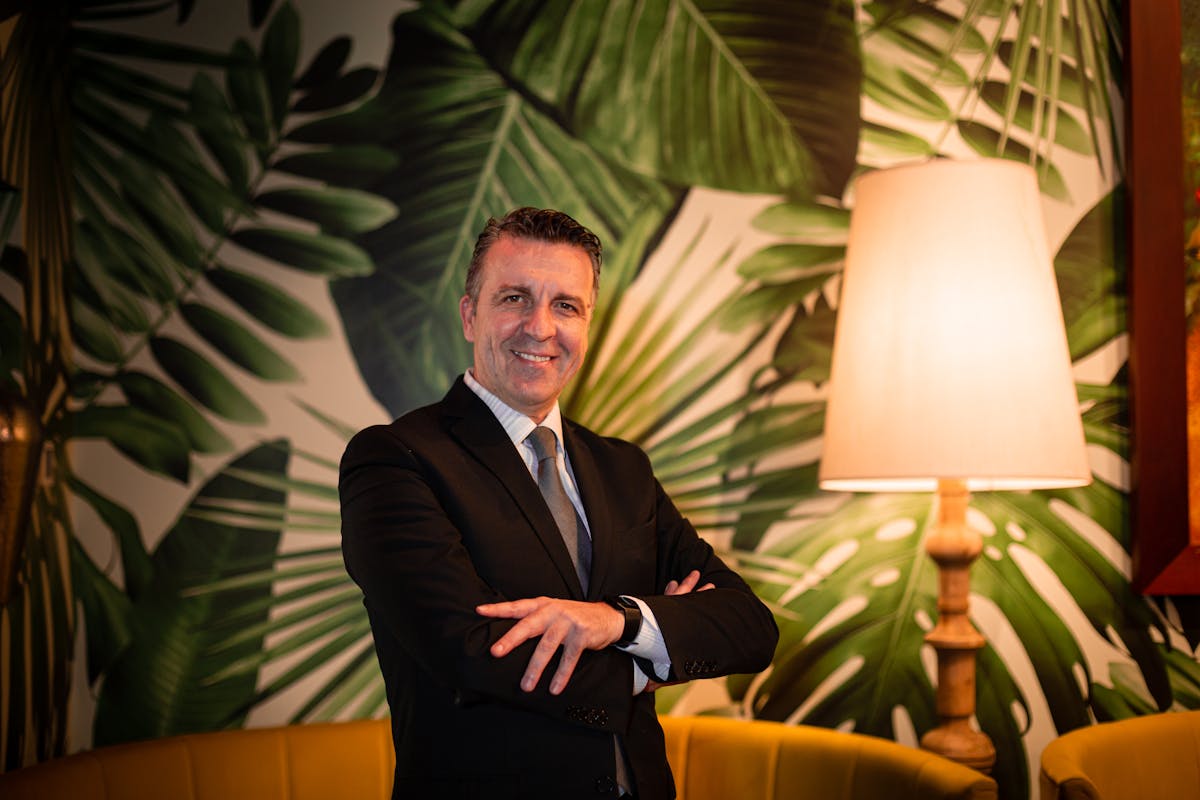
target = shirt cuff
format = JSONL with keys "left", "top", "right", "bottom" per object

{"left": 616, "top": 596, "right": 670, "bottom": 682}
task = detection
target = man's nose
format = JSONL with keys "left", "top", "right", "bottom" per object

{"left": 524, "top": 303, "right": 555, "bottom": 339}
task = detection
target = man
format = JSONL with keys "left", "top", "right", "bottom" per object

{"left": 340, "top": 207, "right": 778, "bottom": 799}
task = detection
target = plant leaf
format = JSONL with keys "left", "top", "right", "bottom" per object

{"left": 149, "top": 336, "right": 267, "bottom": 424}
{"left": 230, "top": 226, "right": 375, "bottom": 276}
{"left": 205, "top": 265, "right": 329, "bottom": 338}
{"left": 957, "top": 120, "right": 1070, "bottom": 202}
{"left": 272, "top": 144, "right": 400, "bottom": 185}
{"left": 91, "top": 442, "right": 290, "bottom": 744}
{"left": 259, "top": 1, "right": 299, "bottom": 131}
{"left": 477, "top": 0, "right": 862, "bottom": 197}
{"left": 72, "top": 27, "right": 234, "bottom": 67}
{"left": 227, "top": 38, "right": 272, "bottom": 156}
{"left": 292, "top": 67, "right": 377, "bottom": 113}
{"left": 116, "top": 370, "right": 234, "bottom": 454}
{"left": 179, "top": 302, "right": 300, "bottom": 381}
{"left": 189, "top": 72, "right": 250, "bottom": 192}
{"left": 979, "top": 80, "right": 1093, "bottom": 154}
{"left": 255, "top": 186, "right": 397, "bottom": 235}
{"left": 72, "top": 405, "right": 191, "bottom": 482}
{"left": 70, "top": 297, "right": 125, "bottom": 364}
{"left": 69, "top": 537, "right": 135, "bottom": 683}
{"left": 1055, "top": 189, "right": 1125, "bottom": 360}
{"left": 294, "top": 35, "right": 350, "bottom": 89}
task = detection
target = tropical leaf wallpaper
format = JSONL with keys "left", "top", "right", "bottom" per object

{"left": 0, "top": 1, "right": 1193, "bottom": 799}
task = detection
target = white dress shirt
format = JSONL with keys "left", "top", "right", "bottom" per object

{"left": 464, "top": 370, "right": 671, "bottom": 690}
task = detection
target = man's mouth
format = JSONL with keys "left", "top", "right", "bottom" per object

{"left": 514, "top": 350, "right": 553, "bottom": 363}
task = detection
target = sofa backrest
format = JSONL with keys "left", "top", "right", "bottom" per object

{"left": 0, "top": 715, "right": 996, "bottom": 800}
{"left": 659, "top": 715, "right": 997, "bottom": 800}
{"left": 0, "top": 718, "right": 394, "bottom": 800}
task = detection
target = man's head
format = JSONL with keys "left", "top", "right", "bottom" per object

{"left": 464, "top": 207, "right": 603, "bottom": 305}
{"left": 459, "top": 208, "right": 603, "bottom": 422}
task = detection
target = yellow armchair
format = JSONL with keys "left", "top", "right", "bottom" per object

{"left": 660, "top": 715, "right": 996, "bottom": 800}
{"left": 0, "top": 715, "right": 996, "bottom": 799}
{"left": 1039, "top": 710, "right": 1200, "bottom": 799}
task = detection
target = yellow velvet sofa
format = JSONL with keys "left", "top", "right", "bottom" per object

{"left": 0, "top": 714, "right": 997, "bottom": 799}
{"left": 1039, "top": 710, "right": 1200, "bottom": 799}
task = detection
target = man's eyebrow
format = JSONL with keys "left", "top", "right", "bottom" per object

{"left": 491, "top": 282, "right": 531, "bottom": 296}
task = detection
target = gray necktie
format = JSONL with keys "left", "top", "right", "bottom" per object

{"left": 528, "top": 426, "right": 591, "bottom": 592}
{"left": 529, "top": 426, "right": 628, "bottom": 793}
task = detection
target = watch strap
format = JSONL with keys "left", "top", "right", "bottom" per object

{"left": 604, "top": 595, "right": 642, "bottom": 647}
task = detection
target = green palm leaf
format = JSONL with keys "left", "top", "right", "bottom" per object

{"left": 860, "top": 0, "right": 1118, "bottom": 182}
{"left": 91, "top": 442, "right": 291, "bottom": 745}
{"left": 205, "top": 266, "right": 329, "bottom": 339}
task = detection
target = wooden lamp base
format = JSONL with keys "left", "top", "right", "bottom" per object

{"left": 918, "top": 478, "right": 996, "bottom": 773}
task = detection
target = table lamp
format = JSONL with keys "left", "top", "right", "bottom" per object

{"left": 818, "top": 158, "right": 1092, "bottom": 772}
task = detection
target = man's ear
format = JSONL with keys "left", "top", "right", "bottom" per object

{"left": 459, "top": 294, "right": 476, "bottom": 341}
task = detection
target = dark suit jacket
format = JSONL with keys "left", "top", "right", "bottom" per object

{"left": 340, "top": 377, "right": 778, "bottom": 799}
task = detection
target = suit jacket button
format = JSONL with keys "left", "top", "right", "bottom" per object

{"left": 595, "top": 776, "right": 616, "bottom": 794}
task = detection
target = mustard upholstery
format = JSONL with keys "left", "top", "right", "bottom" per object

{"left": 660, "top": 716, "right": 996, "bottom": 800}
{"left": 1039, "top": 711, "right": 1200, "bottom": 799}
{"left": 0, "top": 715, "right": 996, "bottom": 799}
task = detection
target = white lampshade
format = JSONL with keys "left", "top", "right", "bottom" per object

{"left": 818, "top": 159, "right": 1091, "bottom": 492}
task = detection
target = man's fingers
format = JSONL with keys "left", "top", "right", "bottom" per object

{"left": 477, "top": 598, "right": 541, "bottom": 618}
{"left": 666, "top": 570, "right": 703, "bottom": 596}
{"left": 481, "top": 598, "right": 621, "bottom": 694}
{"left": 549, "top": 640, "right": 583, "bottom": 695}
{"left": 489, "top": 613, "right": 546, "bottom": 657}
{"left": 519, "top": 630, "right": 562, "bottom": 692}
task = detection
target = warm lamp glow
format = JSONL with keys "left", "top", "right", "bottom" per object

{"left": 818, "top": 159, "right": 1090, "bottom": 493}
{"left": 817, "top": 158, "right": 1092, "bottom": 773}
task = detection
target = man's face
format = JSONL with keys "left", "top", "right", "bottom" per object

{"left": 460, "top": 235, "right": 594, "bottom": 422}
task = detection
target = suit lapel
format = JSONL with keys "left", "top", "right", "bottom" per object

{"left": 562, "top": 420, "right": 611, "bottom": 601}
{"left": 441, "top": 378, "right": 585, "bottom": 599}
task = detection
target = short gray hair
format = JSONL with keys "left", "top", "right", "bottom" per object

{"left": 464, "top": 207, "right": 603, "bottom": 302}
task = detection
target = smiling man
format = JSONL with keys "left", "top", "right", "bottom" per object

{"left": 339, "top": 207, "right": 778, "bottom": 800}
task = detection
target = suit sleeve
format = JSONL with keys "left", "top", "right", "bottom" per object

{"left": 640, "top": 471, "right": 779, "bottom": 684}
{"left": 339, "top": 424, "right": 635, "bottom": 731}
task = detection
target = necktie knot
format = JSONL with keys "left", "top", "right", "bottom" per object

{"left": 528, "top": 426, "right": 558, "bottom": 464}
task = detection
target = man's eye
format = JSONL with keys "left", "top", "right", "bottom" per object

{"left": 502, "top": 295, "right": 525, "bottom": 304}
{"left": 557, "top": 302, "right": 579, "bottom": 314}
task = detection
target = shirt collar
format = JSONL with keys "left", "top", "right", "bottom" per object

{"left": 463, "top": 369, "right": 565, "bottom": 452}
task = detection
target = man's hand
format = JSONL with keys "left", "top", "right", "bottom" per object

{"left": 641, "top": 570, "right": 715, "bottom": 694}
{"left": 478, "top": 572, "right": 715, "bottom": 696}
{"left": 476, "top": 597, "right": 623, "bottom": 696}
{"left": 665, "top": 569, "right": 714, "bottom": 596}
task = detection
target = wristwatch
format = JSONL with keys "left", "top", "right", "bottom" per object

{"left": 604, "top": 595, "right": 643, "bottom": 647}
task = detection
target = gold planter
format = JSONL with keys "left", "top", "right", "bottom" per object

{"left": 0, "top": 393, "right": 41, "bottom": 605}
